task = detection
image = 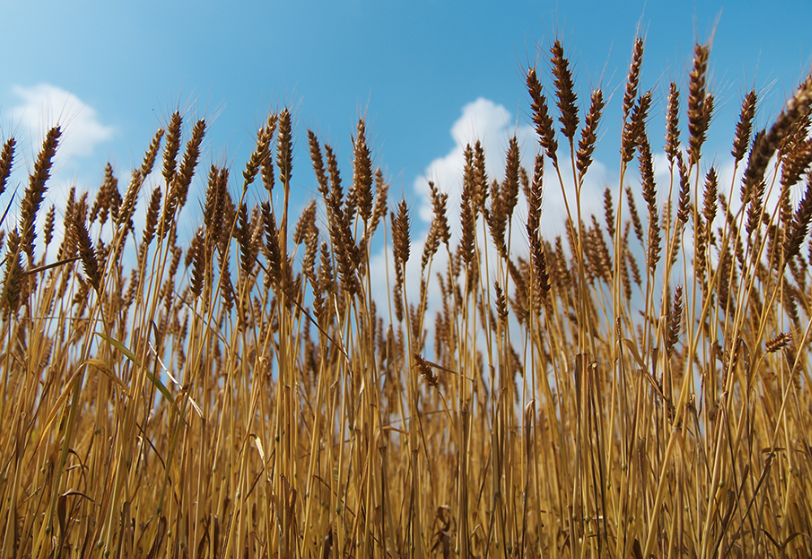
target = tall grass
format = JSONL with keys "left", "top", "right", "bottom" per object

{"left": 2, "top": 34, "right": 812, "bottom": 558}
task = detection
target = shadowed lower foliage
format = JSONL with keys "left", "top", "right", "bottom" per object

{"left": 2, "top": 35, "right": 812, "bottom": 559}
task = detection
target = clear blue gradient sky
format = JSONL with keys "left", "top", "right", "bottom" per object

{"left": 2, "top": 0, "right": 811, "bottom": 244}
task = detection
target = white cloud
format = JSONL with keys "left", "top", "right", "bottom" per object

{"left": 413, "top": 98, "right": 534, "bottom": 230}
{"left": 0, "top": 84, "right": 116, "bottom": 263}
{"left": 412, "top": 97, "right": 610, "bottom": 243}
{"left": 6, "top": 83, "right": 114, "bottom": 161}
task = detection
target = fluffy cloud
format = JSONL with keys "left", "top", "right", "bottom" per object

{"left": 1, "top": 84, "right": 116, "bottom": 262}
{"left": 6, "top": 83, "right": 114, "bottom": 161}
{"left": 413, "top": 98, "right": 532, "bottom": 229}
{"left": 413, "top": 97, "right": 609, "bottom": 243}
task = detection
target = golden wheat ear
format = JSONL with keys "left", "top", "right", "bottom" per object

{"left": 0, "top": 138, "right": 15, "bottom": 198}
{"left": 19, "top": 126, "right": 60, "bottom": 266}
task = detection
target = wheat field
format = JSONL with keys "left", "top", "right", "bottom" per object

{"left": 1, "top": 35, "right": 812, "bottom": 558}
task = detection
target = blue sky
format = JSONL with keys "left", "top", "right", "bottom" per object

{"left": 2, "top": 0, "right": 811, "bottom": 256}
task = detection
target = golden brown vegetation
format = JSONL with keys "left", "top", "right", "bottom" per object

{"left": 2, "top": 35, "right": 812, "bottom": 558}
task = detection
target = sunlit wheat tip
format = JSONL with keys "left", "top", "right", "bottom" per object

{"left": 526, "top": 67, "right": 559, "bottom": 165}
{"left": 0, "top": 137, "right": 16, "bottom": 198}
{"left": 676, "top": 160, "right": 691, "bottom": 226}
{"left": 667, "top": 286, "right": 683, "bottom": 355}
{"left": 664, "top": 82, "right": 681, "bottom": 163}
{"left": 354, "top": 120, "right": 374, "bottom": 223}
{"left": 732, "top": 90, "right": 757, "bottom": 163}
{"left": 550, "top": 40, "right": 580, "bottom": 143}
{"left": 530, "top": 234, "right": 551, "bottom": 300}
{"left": 687, "top": 43, "right": 711, "bottom": 166}
{"left": 576, "top": 90, "right": 604, "bottom": 180}
{"left": 277, "top": 108, "right": 293, "bottom": 188}
{"left": 302, "top": 224, "right": 319, "bottom": 283}
{"left": 621, "top": 91, "right": 651, "bottom": 165}
{"left": 590, "top": 214, "right": 612, "bottom": 282}
{"left": 161, "top": 111, "right": 183, "bottom": 186}
{"left": 262, "top": 201, "right": 282, "bottom": 288}
{"left": 785, "top": 180, "right": 812, "bottom": 261}
{"left": 459, "top": 182, "right": 476, "bottom": 268}
{"left": 294, "top": 200, "right": 318, "bottom": 246}
{"left": 487, "top": 182, "right": 508, "bottom": 258}
{"left": 142, "top": 187, "right": 162, "bottom": 253}
{"left": 43, "top": 205, "right": 55, "bottom": 249}
{"left": 428, "top": 181, "right": 451, "bottom": 247}
{"left": 174, "top": 119, "right": 206, "bottom": 209}
{"left": 140, "top": 128, "right": 164, "bottom": 181}
{"left": 20, "top": 126, "right": 61, "bottom": 265}
{"left": 603, "top": 187, "right": 615, "bottom": 240}
{"left": 494, "top": 281, "right": 508, "bottom": 325}
{"left": 368, "top": 169, "right": 389, "bottom": 237}
{"left": 1, "top": 229, "right": 24, "bottom": 315}
{"left": 307, "top": 130, "right": 329, "bottom": 198}
{"left": 393, "top": 199, "right": 411, "bottom": 267}
{"left": 393, "top": 263, "right": 404, "bottom": 323}
{"left": 237, "top": 202, "right": 257, "bottom": 276}
{"left": 526, "top": 154, "right": 544, "bottom": 237}
{"left": 72, "top": 212, "right": 101, "bottom": 292}
{"left": 781, "top": 136, "right": 812, "bottom": 189}
{"left": 622, "top": 37, "right": 645, "bottom": 121}
{"left": 503, "top": 136, "right": 521, "bottom": 220}
{"left": 472, "top": 141, "right": 489, "bottom": 214}
{"left": 637, "top": 132, "right": 661, "bottom": 273}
